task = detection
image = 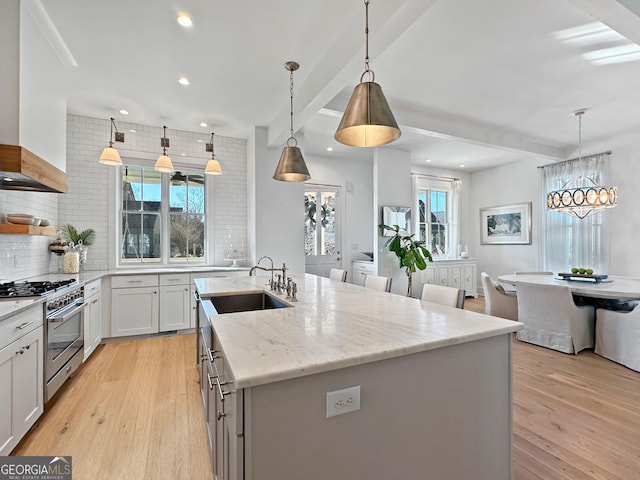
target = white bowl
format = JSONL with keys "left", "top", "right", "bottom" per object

{"left": 32, "top": 218, "right": 42, "bottom": 226}
{"left": 7, "top": 215, "right": 35, "bottom": 225}
{"left": 39, "top": 219, "right": 51, "bottom": 227}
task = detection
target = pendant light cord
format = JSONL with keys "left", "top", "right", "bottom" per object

{"left": 364, "top": 0, "right": 370, "bottom": 74}
{"left": 162, "top": 126, "right": 168, "bottom": 155}
{"left": 289, "top": 68, "right": 295, "bottom": 139}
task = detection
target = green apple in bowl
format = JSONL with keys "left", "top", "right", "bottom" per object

{"left": 586, "top": 268, "right": 593, "bottom": 275}
{"left": 571, "top": 267, "right": 579, "bottom": 274}
{"left": 578, "top": 268, "right": 586, "bottom": 274}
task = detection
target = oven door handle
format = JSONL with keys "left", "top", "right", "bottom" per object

{"left": 49, "top": 301, "right": 86, "bottom": 326}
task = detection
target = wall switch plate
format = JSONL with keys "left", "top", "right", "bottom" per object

{"left": 326, "top": 385, "right": 360, "bottom": 418}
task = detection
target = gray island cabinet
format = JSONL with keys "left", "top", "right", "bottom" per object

{"left": 195, "top": 274, "right": 522, "bottom": 480}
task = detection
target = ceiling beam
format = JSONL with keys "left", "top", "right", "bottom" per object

{"left": 266, "top": 0, "right": 441, "bottom": 148}
{"left": 566, "top": 0, "right": 640, "bottom": 45}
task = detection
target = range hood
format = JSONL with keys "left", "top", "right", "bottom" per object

{"left": 0, "top": 144, "right": 68, "bottom": 193}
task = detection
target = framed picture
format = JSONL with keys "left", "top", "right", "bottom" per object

{"left": 480, "top": 202, "right": 532, "bottom": 245}
{"left": 382, "top": 206, "right": 411, "bottom": 236}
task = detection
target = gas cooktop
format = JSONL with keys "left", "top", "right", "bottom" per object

{"left": 0, "top": 279, "right": 77, "bottom": 298}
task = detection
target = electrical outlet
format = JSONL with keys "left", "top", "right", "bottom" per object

{"left": 326, "top": 385, "right": 360, "bottom": 418}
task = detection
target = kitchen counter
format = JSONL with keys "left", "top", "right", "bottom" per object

{"left": 195, "top": 273, "right": 522, "bottom": 389}
{"left": 0, "top": 266, "right": 248, "bottom": 322}
{"left": 196, "top": 273, "right": 523, "bottom": 479}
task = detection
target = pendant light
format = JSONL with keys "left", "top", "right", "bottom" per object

{"left": 334, "top": 0, "right": 401, "bottom": 147}
{"left": 155, "top": 125, "right": 174, "bottom": 173}
{"left": 99, "top": 117, "right": 124, "bottom": 165}
{"left": 205, "top": 132, "right": 223, "bottom": 175}
{"left": 273, "top": 61, "right": 311, "bottom": 182}
{"left": 547, "top": 110, "right": 617, "bottom": 219}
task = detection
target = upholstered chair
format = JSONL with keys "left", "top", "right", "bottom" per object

{"left": 329, "top": 268, "right": 347, "bottom": 282}
{"left": 363, "top": 274, "right": 392, "bottom": 292}
{"left": 480, "top": 272, "right": 518, "bottom": 320}
{"left": 421, "top": 284, "right": 465, "bottom": 309}
{"left": 516, "top": 280, "right": 594, "bottom": 354}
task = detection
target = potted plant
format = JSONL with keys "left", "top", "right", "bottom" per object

{"left": 60, "top": 224, "right": 96, "bottom": 246}
{"left": 380, "top": 223, "right": 433, "bottom": 297}
{"left": 60, "top": 224, "right": 96, "bottom": 269}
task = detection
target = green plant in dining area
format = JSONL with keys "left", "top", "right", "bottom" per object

{"left": 60, "top": 224, "right": 96, "bottom": 246}
{"left": 379, "top": 223, "right": 433, "bottom": 297}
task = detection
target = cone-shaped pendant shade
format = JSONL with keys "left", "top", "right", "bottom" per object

{"left": 273, "top": 146, "right": 310, "bottom": 182}
{"left": 205, "top": 158, "right": 222, "bottom": 175}
{"left": 154, "top": 154, "right": 174, "bottom": 173}
{"left": 335, "top": 81, "right": 401, "bottom": 147}
{"left": 99, "top": 146, "right": 122, "bottom": 166}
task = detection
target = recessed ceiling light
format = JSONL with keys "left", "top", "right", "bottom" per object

{"left": 425, "top": 158, "right": 432, "bottom": 163}
{"left": 459, "top": 164, "right": 465, "bottom": 168}
{"left": 129, "top": 129, "right": 136, "bottom": 133}
{"left": 200, "top": 122, "right": 207, "bottom": 127}
{"left": 326, "top": 147, "right": 334, "bottom": 152}
{"left": 177, "top": 14, "right": 192, "bottom": 27}
{"left": 178, "top": 77, "right": 190, "bottom": 86}
{"left": 197, "top": 139, "right": 204, "bottom": 143}
{"left": 181, "top": 153, "right": 187, "bottom": 156}
{"left": 119, "top": 109, "right": 128, "bottom": 115}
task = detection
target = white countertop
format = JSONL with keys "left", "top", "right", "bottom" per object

{"left": 195, "top": 274, "right": 522, "bottom": 389}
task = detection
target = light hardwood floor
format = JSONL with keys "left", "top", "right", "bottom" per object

{"left": 12, "top": 334, "right": 213, "bottom": 480}
{"left": 13, "top": 299, "right": 640, "bottom": 480}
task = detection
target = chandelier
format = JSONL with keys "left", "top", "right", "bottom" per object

{"left": 547, "top": 110, "right": 617, "bottom": 219}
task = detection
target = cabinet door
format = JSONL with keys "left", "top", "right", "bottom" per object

{"left": 111, "top": 287, "right": 158, "bottom": 337}
{"left": 422, "top": 268, "right": 436, "bottom": 285}
{"left": 436, "top": 265, "right": 450, "bottom": 286}
{"left": 463, "top": 264, "right": 477, "bottom": 297}
{"left": 0, "top": 326, "right": 44, "bottom": 455}
{"left": 159, "top": 284, "right": 191, "bottom": 332}
{"left": 450, "top": 266, "right": 462, "bottom": 289}
{"left": 84, "top": 293, "right": 102, "bottom": 360}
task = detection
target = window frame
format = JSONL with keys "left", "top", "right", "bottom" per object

{"left": 413, "top": 175, "right": 455, "bottom": 259}
{"left": 116, "top": 162, "right": 209, "bottom": 268}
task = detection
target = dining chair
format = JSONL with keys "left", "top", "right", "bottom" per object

{"left": 329, "top": 268, "right": 347, "bottom": 282}
{"left": 421, "top": 284, "right": 465, "bottom": 309}
{"left": 515, "top": 280, "right": 594, "bottom": 354}
{"left": 480, "top": 272, "right": 518, "bottom": 320}
{"left": 363, "top": 274, "right": 392, "bottom": 292}
{"left": 595, "top": 307, "right": 640, "bottom": 372}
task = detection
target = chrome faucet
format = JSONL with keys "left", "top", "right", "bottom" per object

{"left": 249, "top": 256, "right": 276, "bottom": 286}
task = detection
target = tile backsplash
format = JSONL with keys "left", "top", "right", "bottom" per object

{"left": 1, "top": 115, "right": 248, "bottom": 280}
{"left": 0, "top": 191, "right": 59, "bottom": 281}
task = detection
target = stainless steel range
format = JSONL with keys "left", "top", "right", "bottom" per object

{"left": 43, "top": 281, "right": 85, "bottom": 402}
{"left": 0, "top": 278, "right": 85, "bottom": 402}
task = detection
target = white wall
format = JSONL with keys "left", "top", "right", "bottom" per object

{"left": 469, "top": 159, "right": 542, "bottom": 281}
{"left": 249, "top": 127, "right": 306, "bottom": 274}
{"left": 375, "top": 148, "right": 413, "bottom": 295}
{"left": 304, "top": 153, "right": 374, "bottom": 282}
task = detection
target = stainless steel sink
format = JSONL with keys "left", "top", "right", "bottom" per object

{"left": 208, "top": 292, "right": 290, "bottom": 314}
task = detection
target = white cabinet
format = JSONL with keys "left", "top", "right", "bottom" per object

{"left": 159, "top": 273, "right": 191, "bottom": 332}
{"left": 420, "top": 259, "right": 478, "bottom": 297}
{"left": 83, "top": 279, "right": 102, "bottom": 360}
{"left": 351, "top": 261, "right": 376, "bottom": 286}
{"left": 111, "top": 273, "right": 202, "bottom": 337}
{"left": 0, "top": 306, "right": 44, "bottom": 455}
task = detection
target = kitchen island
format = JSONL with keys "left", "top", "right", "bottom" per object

{"left": 195, "top": 274, "right": 522, "bottom": 480}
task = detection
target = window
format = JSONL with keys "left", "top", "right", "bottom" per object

{"left": 120, "top": 165, "right": 206, "bottom": 265}
{"left": 414, "top": 175, "right": 460, "bottom": 259}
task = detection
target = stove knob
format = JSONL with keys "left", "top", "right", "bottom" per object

{"left": 47, "top": 302, "right": 56, "bottom": 311}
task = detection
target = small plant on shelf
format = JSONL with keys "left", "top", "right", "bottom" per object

{"left": 379, "top": 223, "right": 433, "bottom": 297}
{"left": 60, "top": 224, "right": 96, "bottom": 246}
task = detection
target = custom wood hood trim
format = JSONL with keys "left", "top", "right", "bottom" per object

{"left": 0, "top": 144, "right": 68, "bottom": 193}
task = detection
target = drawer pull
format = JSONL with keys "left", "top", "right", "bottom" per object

{"left": 16, "top": 321, "right": 34, "bottom": 330}
{"left": 127, "top": 280, "right": 143, "bottom": 283}
{"left": 16, "top": 348, "right": 25, "bottom": 355}
{"left": 217, "top": 411, "right": 226, "bottom": 420}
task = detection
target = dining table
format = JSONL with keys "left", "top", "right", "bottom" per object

{"left": 498, "top": 274, "right": 640, "bottom": 301}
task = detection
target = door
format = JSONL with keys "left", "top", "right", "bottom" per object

{"left": 304, "top": 185, "right": 342, "bottom": 278}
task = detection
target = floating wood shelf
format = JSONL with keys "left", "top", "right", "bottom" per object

{"left": 0, "top": 224, "right": 60, "bottom": 236}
